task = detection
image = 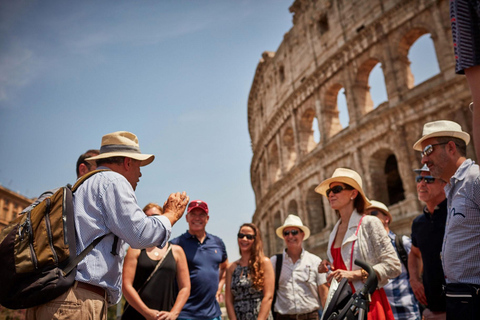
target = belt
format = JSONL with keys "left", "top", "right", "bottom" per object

{"left": 276, "top": 310, "right": 319, "bottom": 320}
{"left": 76, "top": 281, "right": 106, "bottom": 298}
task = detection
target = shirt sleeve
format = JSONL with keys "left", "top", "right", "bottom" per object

{"left": 99, "top": 176, "right": 172, "bottom": 249}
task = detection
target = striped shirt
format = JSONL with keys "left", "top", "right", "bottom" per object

{"left": 442, "top": 159, "right": 480, "bottom": 285}
{"left": 383, "top": 232, "right": 420, "bottom": 320}
{"left": 73, "top": 168, "right": 172, "bottom": 304}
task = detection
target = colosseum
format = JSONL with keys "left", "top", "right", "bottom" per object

{"left": 248, "top": 0, "right": 475, "bottom": 258}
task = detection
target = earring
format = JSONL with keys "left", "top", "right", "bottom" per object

{"left": 350, "top": 198, "right": 354, "bottom": 200}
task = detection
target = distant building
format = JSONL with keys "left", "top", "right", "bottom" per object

{"left": 248, "top": 0, "right": 475, "bottom": 257}
{"left": 0, "top": 185, "right": 34, "bottom": 229}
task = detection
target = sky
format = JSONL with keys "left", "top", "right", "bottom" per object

{"left": 0, "top": 0, "right": 294, "bottom": 262}
{"left": 0, "top": 1, "right": 442, "bottom": 262}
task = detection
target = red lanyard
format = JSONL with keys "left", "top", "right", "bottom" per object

{"left": 349, "top": 215, "right": 365, "bottom": 271}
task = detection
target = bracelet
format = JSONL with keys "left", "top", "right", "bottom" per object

{"left": 361, "top": 269, "right": 368, "bottom": 282}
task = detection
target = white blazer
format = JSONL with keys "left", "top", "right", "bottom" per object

{"left": 326, "top": 210, "right": 401, "bottom": 292}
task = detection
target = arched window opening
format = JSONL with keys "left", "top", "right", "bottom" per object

{"left": 288, "top": 200, "right": 298, "bottom": 216}
{"left": 283, "top": 127, "right": 297, "bottom": 171}
{"left": 312, "top": 117, "right": 320, "bottom": 144}
{"left": 408, "top": 34, "right": 440, "bottom": 86}
{"left": 368, "top": 63, "right": 388, "bottom": 108}
{"left": 273, "top": 211, "right": 283, "bottom": 252}
{"left": 299, "top": 108, "right": 318, "bottom": 154}
{"left": 324, "top": 84, "right": 344, "bottom": 137}
{"left": 269, "top": 143, "right": 281, "bottom": 184}
{"left": 306, "top": 186, "right": 326, "bottom": 234}
{"left": 337, "top": 88, "right": 349, "bottom": 128}
{"left": 385, "top": 154, "right": 405, "bottom": 205}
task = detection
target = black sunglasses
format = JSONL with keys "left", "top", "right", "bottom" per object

{"left": 369, "top": 210, "right": 382, "bottom": 216}
{"left": 326, "top": 185, "right": 350, "bottom": 197}
{"left": 416, "top": 175, "right": 436, "bottom": 184}
{"left": 237, "top": 233, "right": 255, "bottom": 240}
{"left": 420, "top": 143, "right": 448, "bottom": 157}
{"left": 283, "top": 229, "right": 302, "bottom": 237}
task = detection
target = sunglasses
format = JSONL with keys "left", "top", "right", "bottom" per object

{"left": 369, "top": 210, "right": 383, "bottom": 217}
{"left": 416, "top": 175, "right": 436, "bottom": 184}
{"left": 283, "top": 229, "right": 302, "bottom": 237}
{"left": 237, "top": 233, "right": 255, "bottom": 240}
{"left": 421, "top": 143, "right": 448, "bottom": 157}
{"left": 326, "top": 185, "right": 350, "bottom": 197}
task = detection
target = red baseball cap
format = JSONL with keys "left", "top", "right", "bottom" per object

{"left": 187, "top": 200, "right": 209, "bottom": 214}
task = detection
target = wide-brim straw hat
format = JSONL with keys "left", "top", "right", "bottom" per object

{"left": 413, "top": 120, "right": 470, "bottom": 151}
{"left": 276, "top": 214, "right": 310, "bottom": 240}
{"left": 86, "top": 131, "right": 154, "bottom": 167}
{"left": 315, "top": 168, "right": 371, "bottom": 209}
{"left": 367, "top": 200, "right": 392, "bottom": 222}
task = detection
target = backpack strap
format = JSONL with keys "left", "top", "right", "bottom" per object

{"left": 394, "top": 233, "right": 409, "bottom": 277}
{"left": 62, "top": 234, "right": 108, "bottom": 276}
{"left": 272, "top": 253, "right": 283, "bottom": 316}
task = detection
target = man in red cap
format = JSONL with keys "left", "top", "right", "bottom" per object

{"left": 170, "top": 200, "right": 228, "bottom": 320}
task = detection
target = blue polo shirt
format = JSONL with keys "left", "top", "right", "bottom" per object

{"left": 170, "top": 231, "right": 227, "bottom": 320}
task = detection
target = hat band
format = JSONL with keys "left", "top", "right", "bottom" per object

{"left": 100, "top": 144, "right": 141, "bottom": 154}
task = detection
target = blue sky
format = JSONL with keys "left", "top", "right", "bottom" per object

{"left": 0, "top": 1, "right": 442, "bottom": 262}
{"left": 0, "top": 0, "right": 294, "bottom": 261}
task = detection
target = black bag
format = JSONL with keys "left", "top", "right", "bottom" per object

{"left": 445, "top": 283, "right": 480, "bottom": 320}
{"left": 0, "top": 170, "right": 107, "bottom": 309}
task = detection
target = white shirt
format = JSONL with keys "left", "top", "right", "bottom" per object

{"left": 271, "top": 249, "right": 327, "bottom": 315}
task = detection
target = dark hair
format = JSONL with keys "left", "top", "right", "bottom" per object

{"left": 96, "top": 156, "right": 125, "bottom": 167}
{"left": 332, "top": 183, "right": 366, "bottom": 214}
{"left": 76, "top": 149, "right": 99, "bottom": 177}
{"left": 435, "top": 137, "right": 467, "bottom": 157}
{"left": 238, "top": 223, "right": 266, "bottom": 290}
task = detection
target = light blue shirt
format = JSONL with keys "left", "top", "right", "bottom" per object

{"left": 443, "top": 159, "right": 480, "bottom": 285}
{"left": 73, "top": 168, "right": 171, "bottom": 304}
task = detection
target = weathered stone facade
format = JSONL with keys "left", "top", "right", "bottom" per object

{"left": 0, "top": 185, "right": 33, "bottom": 230}
{"left": 248, "top": 0, "right": 475, "bottom": 258}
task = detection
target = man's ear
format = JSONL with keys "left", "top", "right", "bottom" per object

{"left": 123, "top": 157, "right": 131, "bottom": 170}
{"left": 78, "top": 163, "right": 89, "bottom": 177}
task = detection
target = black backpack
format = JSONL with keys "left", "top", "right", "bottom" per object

{"left": 0, "top": 169, "right": 108, "bottom": 309}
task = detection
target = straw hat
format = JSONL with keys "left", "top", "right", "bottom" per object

{"left": 413, "top": 120, "right": 470, "bottom": 151}
{"left": 276, "top": 214, "right": 310, "bottom": 240}
{"left": 315, "top": 168, "right": 371, "bottom": 208}
{"left": 86, "top": 131, "right": 154, "bottom": 166}
{"left": 366, "top": 200, "right": 392, "bottom": 222}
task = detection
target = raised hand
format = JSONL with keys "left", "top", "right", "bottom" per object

{"left": 163, "top": 192, "right": 189, "bottom": 226}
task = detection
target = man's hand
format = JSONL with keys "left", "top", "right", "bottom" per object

{"left": 409, "top": 277, "right": 427, "bottom": 305}
{"left": 163, "top": 192, "right": 189, "bottom": 226}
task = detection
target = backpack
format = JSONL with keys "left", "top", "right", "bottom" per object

{"left": 271, "top": 253, "right": 283, "bottom": 318}
{"left": 0, "top": 169, "right": 108, "bottom": 309}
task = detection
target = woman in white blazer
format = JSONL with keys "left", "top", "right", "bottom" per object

{"left": 316, "top": 168, "right": 401, "bottom": 320}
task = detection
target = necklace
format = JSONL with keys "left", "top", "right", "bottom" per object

{"left": 154, "top": 251, "right": 159, "bottom": 257}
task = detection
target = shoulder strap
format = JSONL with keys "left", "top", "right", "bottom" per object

{"left": 272, "top": 253, "right": 283, "bottom": 314}
{"left": 349, "top": 215, "right": 365, "bottom": 270}
{"left": 394, "top": 233, "right": 409, "bottom": 275}
{"left": 62, "top": 234, "right": 108, "bottom": 276}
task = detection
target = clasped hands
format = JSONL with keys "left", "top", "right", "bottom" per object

{"left": 318, "top": 260, "right": 358, "bottom": 283}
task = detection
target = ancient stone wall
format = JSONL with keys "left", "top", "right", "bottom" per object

{"left": 248, "top": 0, "right": 474, "bottom": 258}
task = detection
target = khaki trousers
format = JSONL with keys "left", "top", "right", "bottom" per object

{"left": 25, "top": 282, "right": 107, "bottom": 320}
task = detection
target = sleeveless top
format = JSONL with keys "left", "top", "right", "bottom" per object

{"left": 230, "top": 264, "right": 273, "bottom": 320}
{"left": 122, "top": 246, "right": 177, "bottom": 320}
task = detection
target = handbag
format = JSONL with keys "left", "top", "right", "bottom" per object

{"left": 122, "top": 244, "right": 172, "bottom": 315}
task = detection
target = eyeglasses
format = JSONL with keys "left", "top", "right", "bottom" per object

{"left": 421, "top": 143, "right": 448, "bottom": 157}
{"left": 326, "top": 185, "right": 350, "bottom": 197}
{"left": 237, "top": 233, "right": 255, "bottom": 240}
{"left": 283, "top": 229, "right": 302, "bottom": 237}
{"left": 416, "top": 175, "right": 436, "bottom": 184}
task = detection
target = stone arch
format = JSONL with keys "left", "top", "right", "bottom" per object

{"left": 273, "top": 211, "right": 283, "bottom": 253}
{"left": 369, "top": 148, "right": 405, "bottom": 206}
{"left": 408, "top": 34, "right": 441, "bottom": 86}
{"left": 287, "top": 200, "right": 298, "bottom": 216}
{"left": 398, "top": 27, "right": 438, "bottom": 89}
{"left": 355, "top": 58, "right": 388, "bottom": 114}
{"left": 323, "top": 83, "right": 345, "bottom": 137}
{"left": 269, "top": 142, "right": 281, "bottom": 184}
{"left": 298, "top": 108, "right": 318, "bottom": 154}
{"left": 283, "top": 127, "right": 297, "bottom": 171}
{"left": 306, "top": 185, "right": 326, "bottom": 234}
